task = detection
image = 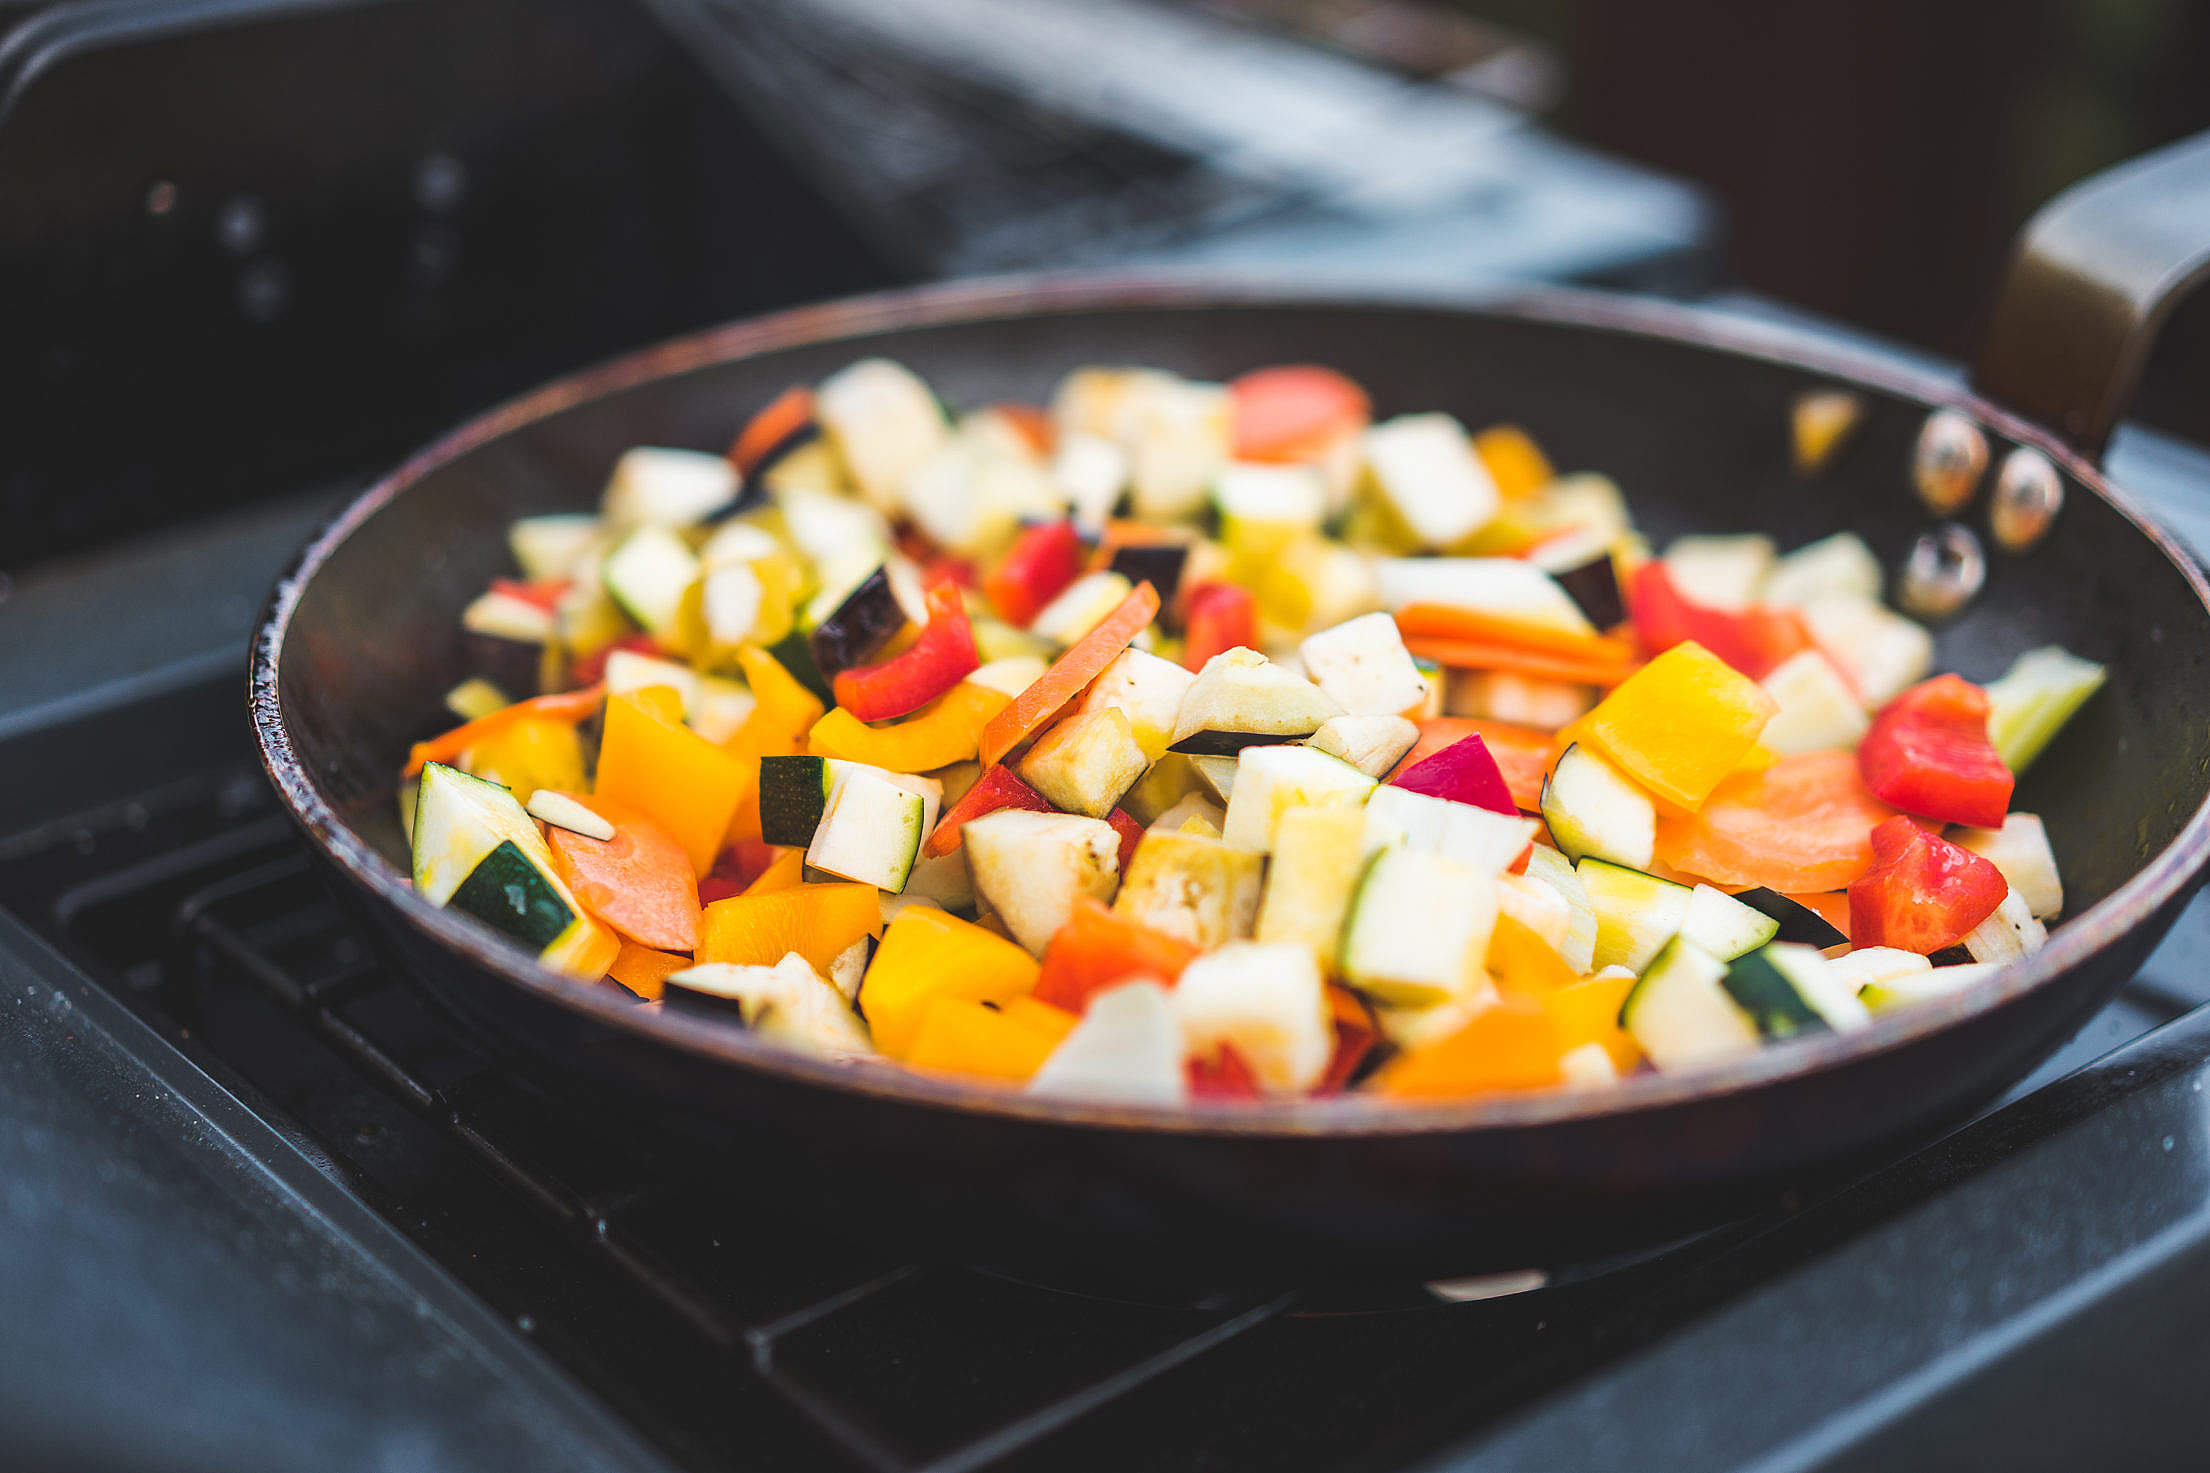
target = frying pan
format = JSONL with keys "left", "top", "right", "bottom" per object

{"left": 253, "top": 134, "right": 2210, "bottom": 1276}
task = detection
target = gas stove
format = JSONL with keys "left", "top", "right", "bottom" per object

{"left": 7, "top": 4, "right": 2210, "bottom": 1472}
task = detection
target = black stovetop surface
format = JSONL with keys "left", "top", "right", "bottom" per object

{"left": 5, "top": 419, "right": 2210, "bottom": 1473}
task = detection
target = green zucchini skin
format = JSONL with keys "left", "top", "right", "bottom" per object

{"left": 447, "top": 839, "right": 577, "bottom": 950}
{"left": 1721, "top": 948, "right": 1829, "bottom": 1039}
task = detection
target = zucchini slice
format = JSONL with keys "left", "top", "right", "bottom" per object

{"left": 806, "top": 770, "right": 926, "bottom": 892}
{"left": 1541, "top": 743, "right": 1655, "bottom": 870}
{"left": 1574, "top": 857, "right": 1690, "bottom": 973}
{"left": 1621, "top": 934, "right": 1760, "bottom": 1070}
{"left": 1733, "top": 887, "right": 1848, "bottom": 948}
{"left": 1680, "top": 884, "right": 1782, "bottom": 961}
{"left": 1220, "top": 744, "right": 1376, "bottom": 852}
{"left": 1861, "top": 962, "right": 2001, "bottom": 1012}
{"left": 411, "top": 762, "right": 613, "bottom": 976}
{"left": 508, "top": 513, "right": 601, "bottom": 582}
{"left": 760, "top": 755, "right": 943, "bottom": 853}
{"left": 1339, "top": 847, "right": 1495, "bottom": 1007}
{"left": 1983, "top": 646, "right": 2106, "bottom": 773}
{"left": 1720, "top": 941, "right": 1868, "bottom": 1039}
{"left": 601, "top": 524, "right": 701, "bottom": 637}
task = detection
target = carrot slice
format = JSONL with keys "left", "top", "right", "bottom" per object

{"left": 978, "top": 582, "right": 1160, "bottom": 765}
{"left": 1228, "top": 364, "right": 1370, "bottom": 463}
{"left": 1396, "top": 604, "right": 1635, "bottom": 663}
{"left": 403, "top": 684, "right": 605, "bottom": 778}
{"left": 1402, "top": 634, "right": 1638, "bottom": 688}
{"left": 989, "top": 403, "right": 1056, "bottom": 456}
{"left": 728, "top": 385, "right": 814, "bottom": 477}
{"left": 1655, "top": 750, "right": 1898, "bottom": 894}
{"left": 542, "top": 794, "right": 702, "bottom": 953}
{"left": 1391, "top": 718, "right": 1557, "bottom": 812}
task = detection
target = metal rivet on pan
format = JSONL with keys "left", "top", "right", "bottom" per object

{"left": 1989, "top": 446, "right": 2063, "bottom": 551}
{"left": 1898, "top": 523, "right": 1986, "bottom": 620}
{"left": 1913, "top": 409, "right": 1988, "bottom": 515}
{"left": 1791, "top": 389, "right": 1864, "bottom": 475}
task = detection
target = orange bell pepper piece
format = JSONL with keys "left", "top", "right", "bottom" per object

{"left": 606, "top": 943, "right": 690, "bottom": 1002}
{"left": 1486, "top": 915, "right": 1580, "bottom": 994}
{"left": 694, "top": 883, "right": 881, "bottom": 974}
{"left": 1471, "top": 424, "right": 1554, "bottom": 502}
{"left": 741, "top": 849, "right": 807, "bottom": 896}
{"left": 595, "top": 692, "right": 751, "bottom": 877}
{"left": 979, "top": 582, "right": 1160, "bottom": 765}
{"left": 806, "top": 682, "right": 1011, "bottom": 772}
{"left": 403, "top": 683, "right": 604, "bottom": 778}
{"left": 1536, "top": 971, "right": 1641, "bottom": 1074}
{"left": 905, "top": 996, "right": 1064, "bottom": 1081}
{"left": 860, "top": 908, "right": 1041, "bottom": 1060}
{"left": 1032, "top": 898, "right": 1198, "bottom": 1013}
{"left": 1375, "top": 994, "right": 1564, "bottom": 1098}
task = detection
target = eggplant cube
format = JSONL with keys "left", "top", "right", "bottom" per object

{"left": 1254, "top": 805, "right": 1370, "bottom": 965}
{"left": 601, "top": 446, "right": 738, "bottom": 530}
{"left": 1307, "top": 714, "right": 1420, "bottom": 779}
{"left": 1078, "top": 648, "right": 1199, "bottom": 762}
{"left": 963, "top": 810, "right": 1122, "bottom": 955}
{"left": 1360, "top": 413, "right": 1499, "bottom": 549}
{"left": 1168, "top": 648, "right": 1343, "bottom": 755}
{"left": 1172, "top": 942, "right": 1332, "bottom": 1093}
{"left": 1114, "top": 829, "right": 1263, "bottom": 949}
{"left": 1018, "top": 708, "right": 1151, "bottom": 819}
{"left": 814, "top": 357, "right": 950, "bottom": 512}
{"left": 1298, "top": 612, "right": 1429, "bottom": 717}
{"left": 1339, "top": 847, "right": 1497, "bottom": 1006}
{"left": 1220, "top": 744, "right": 1376, "bottom": 852}
{"left": 1028, "top": 980, "right": 1188, "bottom": 1105}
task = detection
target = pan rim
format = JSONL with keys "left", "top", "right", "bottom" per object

{"left": 249, "top": 270, "right": 2210, "bottom": 1138}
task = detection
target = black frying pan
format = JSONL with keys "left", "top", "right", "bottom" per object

{"left": 252, "top": 135, "right": 2210, "bottom": 1276}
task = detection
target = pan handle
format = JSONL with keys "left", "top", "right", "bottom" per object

{"left": 1971, "top": 130, "right": 2210, "bottom": 465}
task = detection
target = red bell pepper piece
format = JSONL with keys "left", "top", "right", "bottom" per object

{"left": 1316, "top": 985, "right": 1378, "bottom": 1094}
{"left": 1105, "top": 807, "right": 1145, "bottom": 874}
{"left": 920, "top": 764, "right": 1056, "bottom": 858}
{"left": 1387, "top": 733, "right": 1517, "bottom": 815}
{"left": 1187, "top": 1042, "right": 1264, "bottom": 1099}
{"left": 1181, "top": 582, "right": 1258, "bottom": 671}
{"left": 1034, "top": 899, "right": 1199, "bottom": 1012}
{"left": 728, "top": 384, "right": 815, "bottom": 477}
{"left": 1227, "top": 365, "right": 1371, "bottom": 463}
{"left": 1848, "top": 816, "right": 2008, "bottom": 953}
{"left": 1858, "top": 675, "right": 2014, "bottom": 829}
{"left": 489, "top": 576, "right": 571, "bottom": 613}
{"left": 1628, "top": 562, "right": 1808, "bottom": 678}
{"left": 830, "top": 582, "right": 980, "bottom": 722}
{"left": 984, "top": 519, "right": 1083, "bottom": 628}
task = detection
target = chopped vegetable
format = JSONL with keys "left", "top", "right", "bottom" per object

{"left": 1655, "top": 749, "right": 1895, "bottom": 893}
{"left": 861, "top": 907, "right": 1040, "bottom": 1060}
{"left": 1376, "top": 994, "right": 1562, "bottom": 1097}
{"left": 978, "top": 581, "right": 1160, "bottom": 765}
{"left": 1389, "top": 733, "right": 1516, "bottom": 816}
{"left": 1229, "top": 364, "right": 1370, "bottom": 463}
{"left": 595, "top": 691, "right": 750, "bottom": 877}
{"left": 963, "top": 810, "right": 1122, "bottom": 954}
{"left": 1847, "top": 817, "right": 2008, "bottom": 954}
{"left": 1982, "top": 645, "right": 2107, "bottom": 772}
{"left": 695, "top": 883, "right": 882, "bottom": 973}
{"left": 1579, "top": 642, "right": 1778, "bottom": 812}
{"left": 831, "top": 581, "right": 979, "bottom": 721}
{"left": 984, "top": 519, "right": 1084, "bottom": 627}
{"left": 1181, "top": 582, "right": 1259, "bottom": 673}
{"left": 542, "top": 795, "right": 701, "bottom": 952}
{"left": 806, "top": 682, "right": 1009, "bottom": 773}
{"left": 1857, "top": 674, "right": 2014, "bottom": 829}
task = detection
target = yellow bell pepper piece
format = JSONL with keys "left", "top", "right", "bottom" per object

{"left": 695, "top": 883, "right": 881, "bottom": 973}
{"left": 998, "top": 995, "right": 1078, "bottom": 1048}
{"left": 607, "top": 942, "right": 689, "bottom": 1001}
{"left": 1472, "top": 424, "right": 1554, "bottom": 502}
{"left": 860, "top": 907, "right": 1040, "bottom": 1060}
{"left": 741, "top": 849, "right": 807, "bottom": 895}
{"left": 460, "top": 713, "right": 586, "bottom": 805}
{"left": 905, "top": 996, "right": 1062, "bottom": 1081}
{"left": 628, "top": 684, "right": 683, "bottom": 726}
{"left": 731, "top": 645, "right": 826, "bottom": 746}
{"left": 1486, "top": 915, "right": 1580, "bottom": 994}
{"left": 1536, "top": 971, "right": 1641, "bottom": 1074}
{"left": 1375, "top": 993, "right": 1563, "bottom": 1098}
{"left": 805, "top": 683, "right": 1011, "bottom": 772}
{"left": 1579, "top": 642, "right": 1777, "bottom": 812}
{"left": 595, "top": 691, "right": 749, "bottom": 876}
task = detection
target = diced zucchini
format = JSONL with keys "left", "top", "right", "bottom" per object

{"left": 1123, "top": 376, "right": 1232, "bottom": 523}
{"left": 1758, "top": 649, "right": 1870, "bottom": 754}
{"left": 410, "top": 762, "right": 613, "bottom": 977}
{"left": 1017, "top": 708, "right": 1150, "bottom": 818}
{"left": 701, "top": 563, "right": 764, "bottom": 646}
{"left": 508, "top": 513, "right": 602, "bottom": 582}
{"left": 665, "top": 955, "right": 874, "bottom": 1059}
{"left": 1114, "top": 828, "right": 1263, "bottom": 950}
{"left": 699, "top": 519, "right": 782, "bottom": 569}
{"left": 1541, "top": 743, "right": 1656, "bottom": 870}
{"left": 1298, "top": 611, "right": 1429, "bottom": 717}
{"left": 1254, "top": 805, "right": 1369, "bottom": 965}
{"left": 1221, "top": 744, "right": 1376, "bottom": 852}
{"left": 1681, "top": 884, "right": 1782, "bottom": 961}
{"left": 1861, "top": 963, "right": 2000, "bottom": 1013}
{"left": 1825, "top": 946, "right": 1931, "bottom": 993}
{"left": 1372, "top": 557, "right": 1594, "bottom": 635}
{"left": 896, "top": 848, "right": 977, "bottom": 919}
{"left": 1364, "top": 785, "right": 1536, "bottom": 877}
{"left": 603, "top": 647, "right": 702, "bottom": 715}
{"left": 462, "top": 588, "right": 556, "bottom": 644}
{"left": 1444, "top": 670, "right": 1594, "bottom": 728}
{"left": 1339, "top": 847, "right": 1496, "bottom": 1006}
{"left": 1031, "top": 570, "right": 1135, "bottom": 645}
{"left": 1168, "top": 648, "right": 1343, "bottom": 755}
{"left": 814, "top": 358, "right": 950, "bottom": 512}
{"left": 1733, "top": 887, "right": 1848, "bottom": 948}
{"left": 1307, "top": 713, "right": 1421, "bottom": 779}
{"left": 601, "top": 447, "right": 739, "bottom": 530}
{"left": 1721, "top": 941, "right": 1868, "bottom": 1039}
{"left": 1962, "top": 887, "right": 2048, "bottom": 964}
{"left": 1663, "top": 534, "right": 1774, "bottom": 612}
{"left": 1077, "top": 647, "right": 1198, "bottom": 762}
{"left": 1522, "top": 844, "right": 1597, "bottom": 974}
{"left": 806, "top": 770, "right": 926, "bottom": 891}
{"left": 1576, "top": 857, "right": 1690, "bottom": 973}
{"left": 968, "top": 654, "right": 1051, "bottom": 699}
{"left": 1052, "top": 430, "right": 1130, "bottom": 528}
{"left": 1028, "top": 980, "right": 1188, "bottom": 1105}
{"left": 964, "top": 810, "right": 1122, "bottom": 954}
{"left": 526, "top": 790, "right": 615, "bottom": 841}
{"left": 1954, "top": 813, "right": 2062, "bottom": 919}
{"left": 758, "top": 754, "right": 843, "bottom": 847}
{"left": 601, "top": 524, "right": 701, "bottom": 637}
{"left": 444, "top": 677, "right": 511, "bottom": 723}
{"left": 775, "top": 486, "right": 890, "bottom": 573}
{"left": 1171, "top": 942, "right": 1332, "bottom": 1093}
{"left": 1761, "top": 531, "right": 1882, "bottom": 609}
{"left": 1621, "top": 935, "right": 1760, "bottom": 1070}
{"left": 1799, "top": 596, "right": 1931, "bottom": 707}
{"left": 1360, "top": 413, "right": 1500, "bottom": 549}
{"left": 1983, "top": 645, "right": 2107, "bottom": 772}
{"left": 1215, "top": 461, "right": 1326, "bottom": 534}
